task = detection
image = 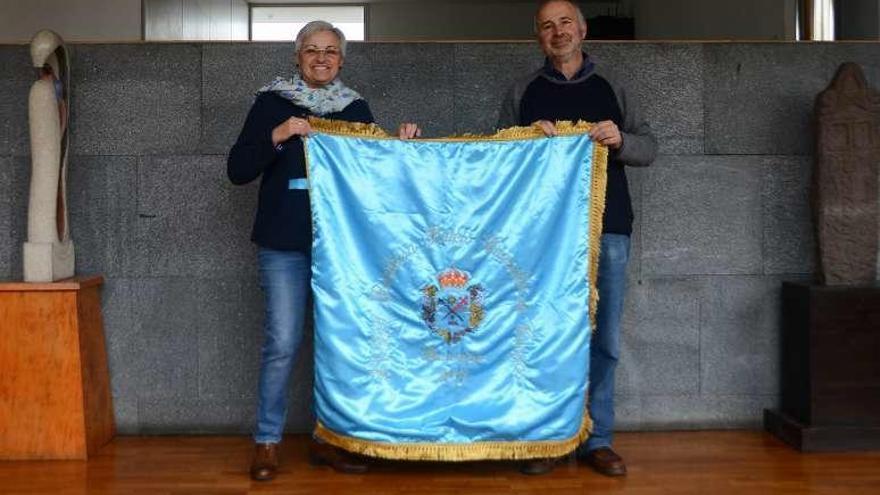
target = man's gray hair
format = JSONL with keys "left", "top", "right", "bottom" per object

{"left": 295, "top": 20, "right": 347, "bottom": 57}
{"left": 534, "top": 0, "right": 587, "bottom": 33}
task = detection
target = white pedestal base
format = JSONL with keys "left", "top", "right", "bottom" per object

{"left": 23, "top": 240, "right": 75, "bottom": 282}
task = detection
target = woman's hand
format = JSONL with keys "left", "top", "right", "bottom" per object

{"left": 272, "top": 117, "right": 312, "bottom": 146}
{"left": 398, "top": 122, "right": 422, "bottom": 140}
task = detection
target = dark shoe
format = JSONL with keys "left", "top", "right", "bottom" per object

{"left": 519, "top": 458, "right": 557, "bottom": 475}
{"left": 309, "top": 439, "right": 369, "bottom": 474}
{"left": 582, "top": 447, "right": 627, "bottom": 477}
{"left": 250, "top": 442, "right": 278, "bottom": 481}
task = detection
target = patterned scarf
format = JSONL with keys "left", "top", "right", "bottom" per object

{"left": 256, "top": 72, "right": 362, "bottom": 116}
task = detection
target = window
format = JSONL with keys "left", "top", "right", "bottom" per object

{"left": 797, "top": 0, "right": 835, "bottom": 40}
{"left": 812, "top": 0, "right": 834, "bottom": 40}
{"left": 250, "top": 5, "right": 366, "bottom": 41}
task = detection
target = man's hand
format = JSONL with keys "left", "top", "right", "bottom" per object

{"left": 398, "top": 122, "right": 422, "bottom": 140}
{"left": 589, "top": 120, "right": 622, "bottom": 150}
{"left": 272, "top": 116, "right": 311, "bottom": 146}
{"left": 532, "top": 120, "right": 558, "bottom": 136}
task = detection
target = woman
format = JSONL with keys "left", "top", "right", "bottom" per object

{"left": 227, "top": 21, "right": 419, "bottom": 482}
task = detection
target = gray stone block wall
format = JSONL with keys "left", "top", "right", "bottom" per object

{"left": 71, "top": 44, "right": 202, "bottom": 156}
{"left": 0, "top": 156, "right": 11, "bottom": 279}
{"left": 1, "top": 41, "right": 873, "bottom": 435}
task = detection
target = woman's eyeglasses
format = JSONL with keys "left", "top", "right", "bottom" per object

{"left": 301, "top": 46, "right": 341, "bottom": 58}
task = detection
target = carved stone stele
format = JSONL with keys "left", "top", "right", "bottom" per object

{"left": 23, "top": 30, "right": 74, "bottom": 282}
{"left": 813, "top": 62, "right": 880, "bottom": 285}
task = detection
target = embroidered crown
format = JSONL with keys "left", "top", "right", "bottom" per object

{"left": 437, "top": 268, "right": 470, "bottom": 288}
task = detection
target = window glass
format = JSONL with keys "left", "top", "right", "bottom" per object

{"left": 251, "top": 6, "right": 366, "bottom": 41}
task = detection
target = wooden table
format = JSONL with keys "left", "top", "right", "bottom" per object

{"left": 0, "top": 275, "right": 115, "bottom": 459}
{"left": 765, "top": 281, "right": 880, "bottom": 451}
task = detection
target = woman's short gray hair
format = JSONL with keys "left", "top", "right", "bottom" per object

{"left": 295, "top": 20, "right": 347, "bottom": 57}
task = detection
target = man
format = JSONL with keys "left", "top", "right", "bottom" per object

{"left": 498, "top": 0, "right": 657, "bottom": 477}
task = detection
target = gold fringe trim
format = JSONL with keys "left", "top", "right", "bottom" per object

{"left": 308, "top": 117, "right": 392, "bottom": 139}
{"left": 308, "top": 117, "right": 600, "bottom": 142}
{"left": 314, "top": 412, "right": 592, "bottom": 462}
{"left": 587, "top": 142, "right": 609, "bottom": 333}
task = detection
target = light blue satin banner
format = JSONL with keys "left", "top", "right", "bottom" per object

{"left": 306, "top": 130, "right": 597, "bottom": 459}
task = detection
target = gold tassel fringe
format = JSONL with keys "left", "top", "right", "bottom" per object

{"left": 588, "top": 142, "right": 609, "bottom": 332}
{"left": 314, "top": 412, "right": 592, "bottom": 462}
{"left": 308, "top": 117, "right": 392, "bottom": 139}
{"left": 308, "top": 117, "right": 602, "bottom": 142}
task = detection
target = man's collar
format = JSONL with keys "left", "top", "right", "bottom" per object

{"left": 542, "top": 52, "right": 594, "bottom": 81}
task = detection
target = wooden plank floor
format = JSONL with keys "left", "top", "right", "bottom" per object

{"left": 1, "top": 431, "right": 879, "bottom": 494}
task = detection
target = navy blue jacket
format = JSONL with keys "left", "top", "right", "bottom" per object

{"left": 228, "top": 92, "right": 374, "bottom": 252}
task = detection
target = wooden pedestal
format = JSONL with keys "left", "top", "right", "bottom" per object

{"left": 765, "top": 282, "right": 880, "bottom": 451}
{"left": 0, "top": 276, "right": 115, "bottom": 460}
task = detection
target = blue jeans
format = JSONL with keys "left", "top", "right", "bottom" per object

{"left": 582, "top": 233, "right": 631, "bottom": 452}
{"left": 253, "top": 248, "right": 311, "bottom": 444}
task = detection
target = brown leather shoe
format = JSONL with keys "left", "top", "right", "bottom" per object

{"left": 309, "top": 439, "right": 369, "bottom": 474}
{"left": 582, "top": 447, "right": 627, "bottom": 476}
{"left": 519, "top": 458, "right": 557, "bottom": 475}
{"left": 250, "top": 442, "right": 278, "bottom": 481}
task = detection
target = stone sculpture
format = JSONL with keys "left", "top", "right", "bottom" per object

{"left": 23, "top": 30, "right": 74, "bottom": 282}
{"left": 813, "top": 62, "right": 880, "bottom": 285}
